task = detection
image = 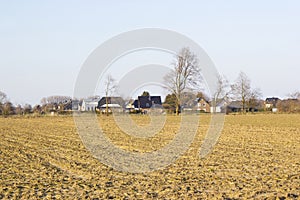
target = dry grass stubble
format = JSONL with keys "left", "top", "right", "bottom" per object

{"left": 0, "top": 114, "right": 299, "bottom": 199}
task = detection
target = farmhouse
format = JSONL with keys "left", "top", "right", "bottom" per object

{"left": 196, "top": 98, "right": 210, "bottom": 113}
{"left": 226, "top": 101, "right": 243, "bottom": 113}
{"left": 80, "top": 98, "right": 100, "bottom": 111}
{"left": 265, "top": 97, "right": 280, "bottom": 112}
{"left": 97, "top": 97, "right": 124, "bottom": 113}
{"left": 226, "top": 100, "right": 264, "bottom": 113}
{"left": 98, "top": 97, "right": 124, "bottom": 107}
{"left": 133, "top": 96, "right": 162, "bottom": 114}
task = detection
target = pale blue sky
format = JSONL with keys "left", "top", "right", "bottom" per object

{"left": 1, "top": 1, "right": 300, "bottom": 105}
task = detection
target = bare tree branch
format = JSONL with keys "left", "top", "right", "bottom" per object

{"left": 164, "top": 47, "right": 201, "bottom": 115}
{"left": 288, "top": 91, "right": 300, "bottom": 99}
{"left": 211, "top": 74, "right": 230, "bottom": 113}
{"left": 230, "top": 71, "right": 262, "bottom": 113}
{"left": 104, "top": 74, "right": 117, "bottom": 116}
{"left": 0, "top": 91, "right": 7, "bottom": 104}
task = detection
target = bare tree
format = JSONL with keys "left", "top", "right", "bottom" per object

{"left": 164, "top": 47, "right": 201, "bottom": 115}
{"left": 104, "top": 75, "right": 117, "bottom": 116}
{"left": 40, "top": 95, "right": 71, "bottom": 105}
{"left": 248, "top": 88, "right": 262, "bottom": 111}
{"left": 277, "top": 91, "right": 300, "bottom": 113}
{"left": 15, "top": 105, "right": 23, "bottom": 115}
{"left": 211, "top": 74, "right": 230, "bottom": 113}
{"left": 40, "top": 95, "right": 71, "bottom": 113}
{"left": 2, "top": 101, "right": 14, "bottom": 115}
{"left": 24, "top": 104, "right": 32, "bottom": 114}
{"left": 230, "top": 72, "right": 252, "bottom": 112}
{"left": 0, "top": 91, "right": 7, "bottom": 104}
{"left": 0, "top": 91, "right": 8, "bottom": 115}
{"left": 288, "top": 91, "right": 300, "bottom": 100}
{"left": 277, "top": 99, "right": 300, "bottom": 113}
{"left": 33, "top": 104, "right": 43, "bottom": 114}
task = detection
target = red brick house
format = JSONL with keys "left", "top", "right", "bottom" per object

{"left": 197, "top": 98, "right": 210, "bottom": 113}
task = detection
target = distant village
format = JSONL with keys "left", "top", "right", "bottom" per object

{"left": 1, "top": 90, "right": 299, "bottom": 116}
{"left": 72, "top": 94, "right": 300, "bottom": 115}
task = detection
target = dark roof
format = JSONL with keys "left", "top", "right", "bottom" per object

{"left": 133, "top": 96, "right": 162, "bottom": 109}
{"left": 98, "top": 97, "right": 125, "bottom": 108}
{"left": 227, "top": 100, "right": 264, "bottom": 111}
{"left": 197, "top": 97, "right": 209, "bottom": 103}
{"left": 265, "top": 97, "right": 280, "bottom": 104}
{"left": 149, "top": 96, "right": 162, "bottom": 105}
{"left": 133, "top": 99, "right": 139, "bottom": 108}
{"left": 265, "top": 97, "right": 281, "bottom": 107}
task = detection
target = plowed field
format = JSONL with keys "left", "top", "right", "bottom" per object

{"left": 0, "top": 114, "right": 299, "bottom": 199}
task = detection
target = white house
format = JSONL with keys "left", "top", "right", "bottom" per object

{"left": 81, "top": 99, "right": 99, "bottom": 111}
{"left": 210, "top": 101, "right": 227, "bottom": 113}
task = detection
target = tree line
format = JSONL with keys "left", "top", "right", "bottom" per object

{"left": 0, "top": 94, "right": 72, "bottom": 116}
